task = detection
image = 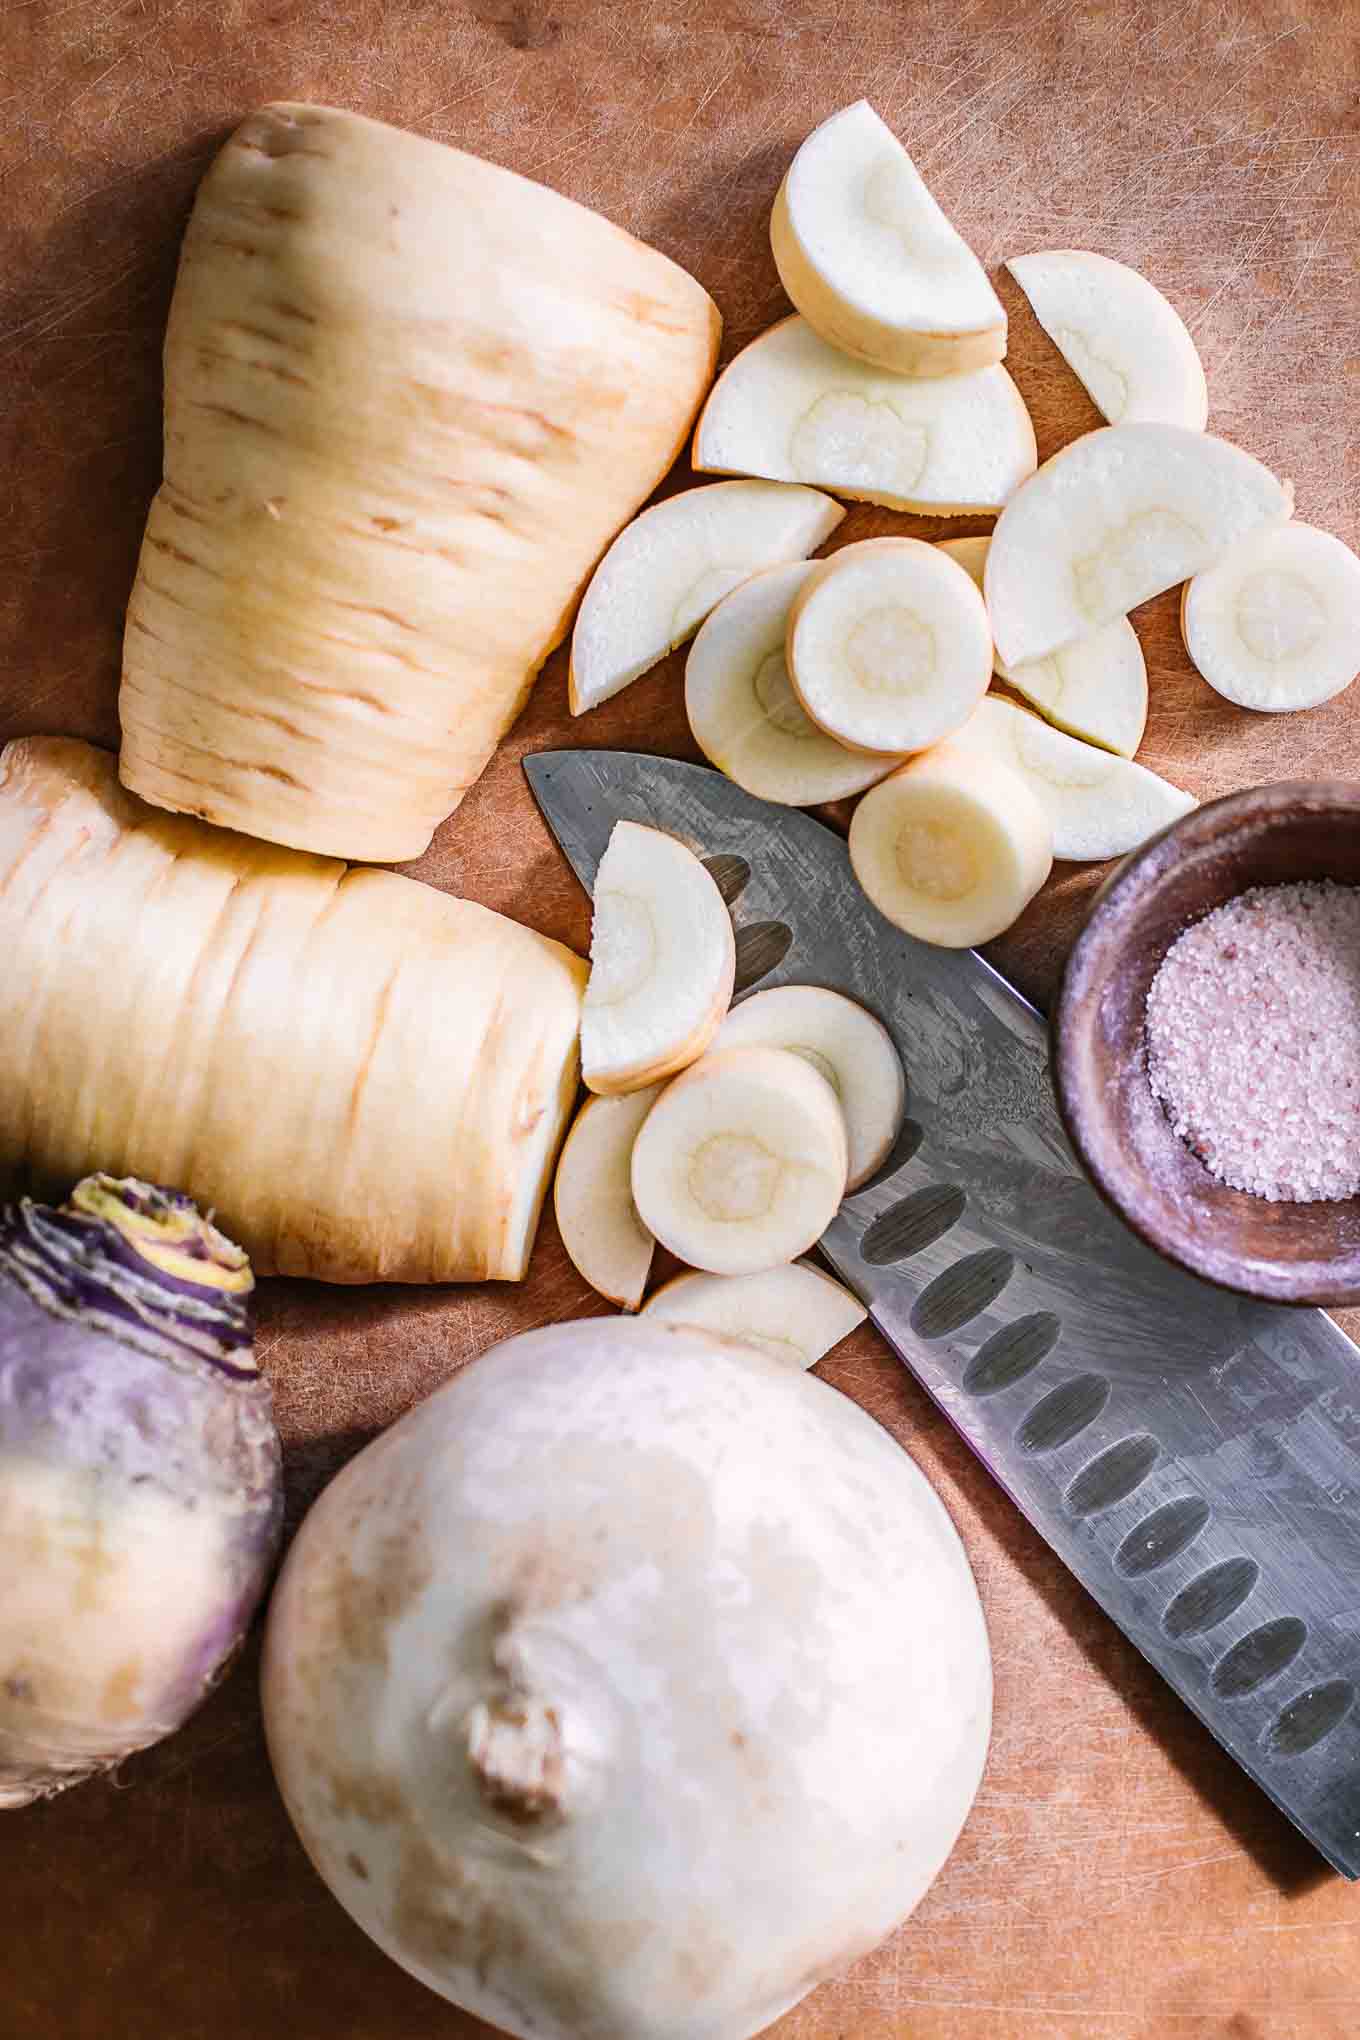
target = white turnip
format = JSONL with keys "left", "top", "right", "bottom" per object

{"left": 262, "top": 1319, "right": 992, "bottom": 2039}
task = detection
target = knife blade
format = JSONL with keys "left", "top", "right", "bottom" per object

{"left": 527, "top": 746, "right": 1360, "bottom": 1878}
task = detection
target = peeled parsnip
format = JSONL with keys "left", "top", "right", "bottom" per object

{"left": 583, "top": 822, "right": 735, "bottom": 1095}
{"left": 569, "top": 481, "right": 843, "bottom": 715}
{"left": 553, "top": 1088, "right": 659, "bottom": 1309}
{"left": 119, "top": 103, "right": 720, "bottom": 863}
{"left": 0, "top": 739, "right": 585, "bottom": 1284}
{"left": 771, "top": 102, "right": 1007, "bottom": 379}
{"left": 1181, "top": 522, "right": 1360, "bottom": 711}
{"left": 631, "top": 1047, "right": 849, "bottom": 1274}
{"left": 849, "top": 743, "right": 1053, "bottom": 947}
{"left": 641, "top": 1262, "right": 868, "bottom": 1368}
{"left": 787, "top": 537, "right": 992, "bottom": 755}
{"left": 956, "top": 697, "right": 1195, "bottom": 860}
{"left": 937, "top": 535, "right": 1148, "bottom": 758}
{"left": 685, "top": 563, "right": 903, "bottom": 806}
{"left": 715, "top": 985, "right": 905, "bottom": 1191}
{"left": 1007, "top": 250, "right": 1207, "bottom": 430}
{"left": 985, "top": 423, "right": 1291, "bottom": 667}
{"left": 693, "top": 316, "right": 1036, "bottom": 515}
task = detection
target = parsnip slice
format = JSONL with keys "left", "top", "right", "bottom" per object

{"left": 787, "top": 538, "right": 992, "bottom": 755}
{"left": 685, "top": 564, "right": 901, "bottom": 805}
{"left": 848, "top": 742, "right": 1052, "bottom": 948}
{"left": 569, "top": 481, "right": 845, "bottom": 715}
{"left": 1007, "top": 250, "right": 1207, "bottom": 430}
{"left": 770, "top": 101, "right": 1006, "bottom": 379}
{"left": 1181, "top": 521, "right": 1360, "bottom": 713}
{"left": 716, "top": 985, "right": 905, "bottom": 1190}
{"left": 631, "top": 1046, "right": 848, "bottom": 1275}
{"left": 583, "top": 822, "right": 735, "bottom": 1096}
{"left": 985, "top": 424, "right": 1292, "bottom": 668}
{"left": 553, "top": 1088, "right": 660, "bottom": 1309}
{"left": 937, "top": 536, "right": 1147, "bottom": 757}
{"left": 693, "top": 316, "right": 1036, "bottom": 515}
{"left": 957, "top": 697, "right": 1195, "bottom": 860}
{"left": 640, "top": 1262, "right": 867, "bottom": 1368}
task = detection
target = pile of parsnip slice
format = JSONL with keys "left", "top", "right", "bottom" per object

{"left": 566, "top": 97, "right": 1360, "bottom": 956}
{"left": 553, "top": 820, "right": 896, "bottom": 1359}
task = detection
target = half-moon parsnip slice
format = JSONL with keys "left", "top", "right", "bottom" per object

{"left": 582, "top": 822, "right": 735, "bottom": 1096}
{"left": 693, "top": 316, "right": 1036, "bottom": 515}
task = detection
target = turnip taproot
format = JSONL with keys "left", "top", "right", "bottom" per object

{"left": 262, "top": 1319, "right": 992, "bottom": 2039}
{"left": 118, "top": 102, "right": 720, "bottom": 863}
{"left": 0, "top": 1175, "right": 280, "bottom": 1807}
{"left": 0, "top": 738, "right": 585, "bottom": 1284}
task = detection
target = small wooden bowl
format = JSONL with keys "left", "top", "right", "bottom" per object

{"left": 1053, "top": 781, "right": 1360, "bottom": 1307}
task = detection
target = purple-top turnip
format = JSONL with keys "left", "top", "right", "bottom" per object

{"left": 0, "top": 1174, "right": 282, "bottom": 1808}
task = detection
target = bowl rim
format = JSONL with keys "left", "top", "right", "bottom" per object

{"left": 1051, "top": 778, "right": 1360, "bottom": 1308}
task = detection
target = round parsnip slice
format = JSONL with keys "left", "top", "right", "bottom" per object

{"left": 937, "top": 536, "right": 1147, "bottom": 757}
{"left": 569, "top": 481, "right": 844, "bottom": 715}
{"left": 685, "top": 564, "right": 902, "bottom": 804}
{"left": 583, "top": 822, "right": 735, "bottom": 1096}
{"left": 1007, "top": 250, "right": 1208, "bottom": 429}
{"left": 985, "top": 424, "right": 1292, "bottom": 668}
{"left": 554, "top": 1087, "right": 660, "bottom": 1309}
{"left": 641, "top": 1261, "right": 867, "bottom": 1368}
{"left": 1181, "top": 522, "right": 1360, "bottom": 713}
{"left": 957, "top": 697, "right": 1195, "bottom": 860}
{"left": 770, "top": 101, "right": 1006, "bottom": 379}
{"left": 715, "top": 985, "right": 905, "bottom": 1190}
{"left": 849, "top": 743, "right": 1052, "bottom": 948}
{"left": 787, "top": 539, "right": 992, "bottom": 755}
{"left": 631, "top": 1046, "right": 849, "bottom": 1275}
{"left": 693, "top": 316, "right": 1036, "bottom": 515}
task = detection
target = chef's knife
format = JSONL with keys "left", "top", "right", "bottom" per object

{"left": 527, "top": 746, "right": 1360, "bottom": 1878}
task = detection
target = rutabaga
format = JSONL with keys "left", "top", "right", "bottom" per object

{"left": 119, "top": 103, "right": 720, "bottom": 863}
{"left": 0, "top": 1176, "right": 281, "bottom": 1807}
{"left": 0, "top": 739, "right": 585, "bottom": 1284}
{"left": 262, "top": 1319, "right": 992, "bottom": 2040}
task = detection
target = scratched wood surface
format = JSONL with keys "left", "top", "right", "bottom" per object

{"left": 4, "top": 3, "right": 1360, "bottom": 2036}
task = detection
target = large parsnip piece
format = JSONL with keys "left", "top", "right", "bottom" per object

{"left": 0, "top": 739, "right": 586, "bottom": 1285}
{"left": 119, "top": 104, "right": 720, "bottom": 863}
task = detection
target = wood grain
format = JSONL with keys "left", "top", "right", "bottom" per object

{"left": 3, "top": 2, "right": 1360, "bottom": 2036}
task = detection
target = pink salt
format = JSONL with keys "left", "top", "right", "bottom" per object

{"left": 1145, "top": 880, "right": 1360, "bottom": 1203}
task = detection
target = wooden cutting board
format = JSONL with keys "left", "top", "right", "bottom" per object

{"left": 4, "top": 3, "right": 1360, "bottom": 2035}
